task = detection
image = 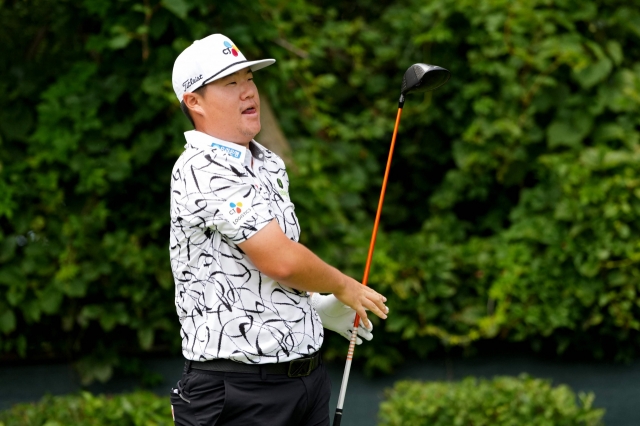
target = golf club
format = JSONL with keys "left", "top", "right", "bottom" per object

{"left": 333, "top": 63, "right": 451, "bottom": 426}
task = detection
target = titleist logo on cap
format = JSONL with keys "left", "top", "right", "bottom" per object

{"left": 182, "top": 75, "right": 203, "bottom": 91}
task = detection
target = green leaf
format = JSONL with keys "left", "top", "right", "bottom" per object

{"left": 39, "top": 288, "right": 63, "bottom": 314}
{"left": 606, "top": 40, "right": 623, "bottom": 66}
{"left": 547, "top": 121, "right": 581, "bottom": 148}
{"left": 0, "top": 310, "right": 16, "bottom": 334}
{"left": 162, "top": 0, "right": 191, "bottom": 19}
{"left": 108, "top": 34, "right": 131, "bottom": 50}
{"left": 138, "top": 328, "right": 154, "bottom": 350}
{"left": 573, "top": 58, "right": 613, "bottom": 89}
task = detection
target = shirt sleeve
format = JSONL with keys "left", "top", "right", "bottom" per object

{"left": 171, "top": 150, "right": 274, "bottom": 243}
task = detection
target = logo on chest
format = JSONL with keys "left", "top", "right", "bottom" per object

{"left": 275, "top": 178, "right": 289, "bottom": 200}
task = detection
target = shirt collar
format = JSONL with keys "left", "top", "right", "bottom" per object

{"left": 184, "top": 130, "right": 267, "bottom": 167}
{"left": 184, "top": 130, "right": 248, "bottom": 164}
{"left": 248, "top": 141, "right": 266, "bottom": 162}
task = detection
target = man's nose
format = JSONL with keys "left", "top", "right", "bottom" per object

{"left": 240, "top": 81, "right": 256, "bottom": 99}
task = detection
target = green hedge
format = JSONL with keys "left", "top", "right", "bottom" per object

{"left": 0, "top": 376, "right": 604, "bottom": 426}
{"left": 0, "top": 391, "right": 172, "bottom": 426}
{"left": 378, "top": 375, "right": 605, "bottom": 426}
{"left": 1, "top": 0, "right": 640, "bottom": 380}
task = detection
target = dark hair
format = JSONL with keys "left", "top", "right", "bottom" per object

{"left": 180, "top": 84, "right": 207, "bottom": 128}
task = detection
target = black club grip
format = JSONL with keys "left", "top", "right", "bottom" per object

{"left": 333, "top": 408, "right": 343, "bottom": 426}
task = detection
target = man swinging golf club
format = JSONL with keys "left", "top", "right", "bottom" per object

{"left": 168, "top": 33, "right": 389, "bottom": 426}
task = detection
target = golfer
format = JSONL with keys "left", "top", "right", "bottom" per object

{"left": 169, "top": 33, "right": 389, "bottom": 426}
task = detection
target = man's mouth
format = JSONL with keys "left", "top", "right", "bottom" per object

{"left": 242, "top": 106, "right": 257, "bottom": 115}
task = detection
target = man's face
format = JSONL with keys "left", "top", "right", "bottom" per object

{"left": 195, "top": 67, "right": 261, "bottom": 143}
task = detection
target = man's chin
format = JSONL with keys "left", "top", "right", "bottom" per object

{"left": 240, "top": 125, "right": 261, "bottom": 140}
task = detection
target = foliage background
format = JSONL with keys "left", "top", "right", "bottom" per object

{"left": 1, "top": 0, "right": 640, "bottom": 381}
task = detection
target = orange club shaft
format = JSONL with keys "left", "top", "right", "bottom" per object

{"left": 353, "top": 106, "right": 403, "bottom": 329}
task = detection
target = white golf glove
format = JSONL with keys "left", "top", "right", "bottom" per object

{"left": 310, "top": 293, "right": 373, "bottom": 345}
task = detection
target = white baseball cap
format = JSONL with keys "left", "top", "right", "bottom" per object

{"left": 172, "top": 34, "right": 275, "bottom": 102}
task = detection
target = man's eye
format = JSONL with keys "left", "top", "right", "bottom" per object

{"left": 226, "top": 82, "right": 237, "bottom": 86}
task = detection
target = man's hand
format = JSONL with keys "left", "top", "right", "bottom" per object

{"left": 331, "top": 276, "right": 387, "bottom": 329}
{"left": 238, "top": 220, "right": 389, "bottom": 328}
{"left": 311, "top": 293, "right": 375, "bottom": 344}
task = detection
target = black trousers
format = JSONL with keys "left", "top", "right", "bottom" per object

{"left": 170, "top": 361, "right": 331, "bottom": 426}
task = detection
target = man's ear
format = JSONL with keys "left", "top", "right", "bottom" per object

{"left": 182, "top": 91, "right": 205, "bottom": 118}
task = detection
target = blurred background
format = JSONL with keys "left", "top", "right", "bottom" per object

{"left": 1, "top": 0, "right": 640, "bottom": 424}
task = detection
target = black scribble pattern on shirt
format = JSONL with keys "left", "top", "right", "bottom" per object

{"left": 170, "top": 139, "right": 323, "bottom": 364}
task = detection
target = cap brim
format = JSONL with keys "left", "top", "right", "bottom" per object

{"left": 202, "top": 58, "right": 276, "bottom": 86}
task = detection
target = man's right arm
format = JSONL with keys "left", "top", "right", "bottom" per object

{"left": 238, "top": 219, "right": 388, "bottom": 328}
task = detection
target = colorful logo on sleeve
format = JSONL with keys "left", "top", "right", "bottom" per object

{"left": 229, "top": 201, "right": 243, "bottom": 214}
{"left": 222, "top": 41, "right": 239, "bottom": 57}
{"left": 225, "top": 198, "right": 253, "bottom": 227}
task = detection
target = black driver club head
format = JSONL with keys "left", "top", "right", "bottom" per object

{"left": 401, "top": 63, "right": 451, "bottom": 96}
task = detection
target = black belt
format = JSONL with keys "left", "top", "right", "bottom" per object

{"left": 187, "top": 352, "right": 321, "bottom": 378}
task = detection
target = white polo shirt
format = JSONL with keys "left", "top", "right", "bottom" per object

{"left": 169, "top": 130, "right": 323, "bottom": 364}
